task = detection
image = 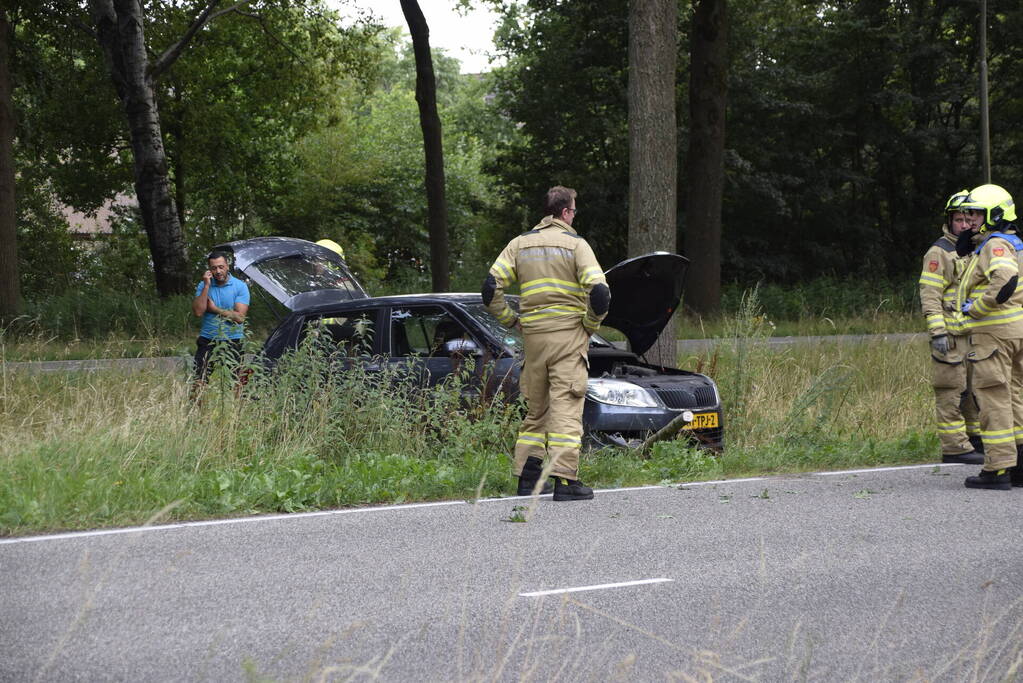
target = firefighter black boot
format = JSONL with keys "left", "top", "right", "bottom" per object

{"left": 964, "top": 468, "right": 1011, "bottom": 491}
{"left": 553, "top": 477, "right": 594, "bottom": 501}
{"left": 517, "top": 457, "right": 553, "bottom": 496}
{"left": 942, "top": 451, "right": 984, "bottom": 465}
{"left": 969, "top": 434, "right": 985, "bottom": 454}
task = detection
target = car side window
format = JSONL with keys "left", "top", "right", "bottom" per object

{"left": 256, "top": 254, "right": 363, "bottom": 298}
{"left": 300, "top": 312, "right": 375, "bottom": 356}
{"left": 390, "top": 307, "right": 472, "bottom": 357}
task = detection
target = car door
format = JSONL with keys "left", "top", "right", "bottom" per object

{"left": 282, "top": 306, "right": 385, "bottom": 376}
{"left": 450, "top": 300, "right": 523, "bottom": 402}
{"left": 385, "top": 304, "right": 487, "bottom": 392}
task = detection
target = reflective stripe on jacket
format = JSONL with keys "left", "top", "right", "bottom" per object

{"left": 950, "top": 231, "right": 1023, "bottom": 336}
{"left": 486, "top": 216, "right": 608, "bottom": 334}
{"left": 918, "top": 231, "right": 961, "bottom": 337}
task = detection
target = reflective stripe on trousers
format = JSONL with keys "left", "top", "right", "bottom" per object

{"left": 513, "top": 325, "right": 590, "bottom": 479}
{"left": 969, "top": 333, "right": 1023, "bottom": 471}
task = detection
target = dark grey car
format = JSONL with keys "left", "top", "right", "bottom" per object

{"left": 215, "top": 237, "right": 723, "bottom": 450}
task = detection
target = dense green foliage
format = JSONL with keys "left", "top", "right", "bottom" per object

{"left": 486, "top": 0, "right": 1022, "bottom": 282}
{"left": 9, "top": 1, "right": 1021, "bottom": 318}
{"left": 10, "top": 5, "right": 507, "bottom": 297}
{"left": 483, "top": 0, "right": 635, "bottom": 266}
{"left": 265, "top": 36, "right": 514, "bottom": 291}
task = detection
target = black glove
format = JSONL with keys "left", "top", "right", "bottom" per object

{"left": 955, "top": 229, "right": 976, "bottom": 257}
{"left": 996, "top": 275, "right": 1019, "bottom": 304}
{"left": 930, "top": 334, "right": 949, "bottom": 355}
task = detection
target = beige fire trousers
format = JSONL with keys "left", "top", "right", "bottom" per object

{"left": 931, "top": 334, "right": 979, "bottom": 455}
{"left": 968, "top": 333, "right": 1023, "bottom": 471}
{"left": 512, "top": 324, "right": 591, "bottom": 479}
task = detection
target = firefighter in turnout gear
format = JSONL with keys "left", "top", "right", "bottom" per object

{"left": 919, "top": 190, "right": 984, "bottom": 465}
{"left": 483, "top": 186, "right": 610, "bottom": 501}
{"left": 950, "top": 184, "right": 1023, "bottom": 489}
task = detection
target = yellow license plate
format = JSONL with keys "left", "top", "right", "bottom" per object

{"left": 684, "top": 412, "right": 719, "bottom": 429}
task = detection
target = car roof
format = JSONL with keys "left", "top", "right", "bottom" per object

{"left": 291, "top": 292, "right": 488, "bottom": 316}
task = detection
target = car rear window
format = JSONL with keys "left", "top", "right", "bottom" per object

{"left": 255, "top": 254, "right": 362, "bottom": 299}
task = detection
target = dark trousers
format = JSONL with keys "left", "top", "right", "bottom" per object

{"left": 193, "top": 337, "right": 243, "bottom": 382}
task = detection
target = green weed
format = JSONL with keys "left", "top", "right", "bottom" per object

{"left": 1, "top": 286, "right": 942, "bottom": 535}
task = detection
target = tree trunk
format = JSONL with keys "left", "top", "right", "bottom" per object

{"left": 400, "top": 0, "right": 449, "bottom": 293}
{"left": 169, "top": 113, "right": 186, "bottom": 230}
{"left": 90, "top": 0, "right": 189, "bottom": 297}
{"left": 683, "top": 0, "right": 728, "bottom": 316}
{"left": 0, "top": 6, "right": 19, "bottom": 316}
{"left": 628, "top": 0, "right": 677, "bottom": 366}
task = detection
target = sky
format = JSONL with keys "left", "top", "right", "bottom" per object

{"left": 341, "top": 1, "right": 502, "bottom": 74}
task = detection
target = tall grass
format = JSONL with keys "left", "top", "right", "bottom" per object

{"left": 0, "top": 289, "right": 938, "bottom": 535}
{"left": 0, "top": 338, "right": 518, "bottom": 533}
{"left": 695, "top": 287, "right": 933, "bottom": 476}
{"left": 9, "top": 291, "right": 196, "bottom": 340}
{"left": 4, "top": 287, "right": 285, "bottom": 340}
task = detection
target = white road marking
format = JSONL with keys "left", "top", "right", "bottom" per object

{"left": 815, "top": 463, "right": 963, "bottom": 476}
{"left": 595, "top": 476, "right": 768, "bottom": 495}
{"left": 0, "top": 463, "right": 959, "bottom": 546}
{"left": 0, "top": 500, "right": 464, "bottom": 545}
{"left": 519, "top": 578, "right": 674, "bottom": 597}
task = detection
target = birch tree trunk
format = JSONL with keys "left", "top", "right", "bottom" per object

{"left": 628, "top": 0, "right": 677, "bottom": 366}
{"left": 0, "top": 6, "right": 19, "bottom": 316}
{"left": 401, "top": 0, "right": 449, "bottom": 293}
{"left": 684, "top": 0, "right": 728, "bottom": 316}
{"left": 90, "top": 0, "right": 189, "bottom": 297}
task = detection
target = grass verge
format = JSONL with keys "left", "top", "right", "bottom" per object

{"left": 0, "top": 290, "right": 939, "bottom": 537}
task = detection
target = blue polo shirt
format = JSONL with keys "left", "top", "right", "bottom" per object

{"left": 195, "top": 274, "right": 250, "bottom": 340}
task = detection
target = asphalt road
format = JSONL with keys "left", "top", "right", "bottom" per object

{"left": 3, "top": 463, "right": 1022, "bottom": 681}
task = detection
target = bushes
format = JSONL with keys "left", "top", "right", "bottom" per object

{"left": 11, "top": 291, "right": 195, "bottom": 340}
{"left": 720, "top": 276, "right": 917, "bottom": 320}
{"left": 4, "top": 281, "right": 283, "bottom": 343}
{"left": 5, "top": 274, "right": 919, "bottom": 343}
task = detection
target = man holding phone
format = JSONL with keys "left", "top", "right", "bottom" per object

{"left": 191, "top": 250, "right": 250, "bottom": 392}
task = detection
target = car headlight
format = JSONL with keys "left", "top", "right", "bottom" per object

{"left": 586, "top": 379, "right": 661, "bottom": 408}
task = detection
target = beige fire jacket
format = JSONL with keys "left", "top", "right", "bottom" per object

{"left": 950, "top": 231, "right": 1023, "bottom": 336}
{"left": 918, "top": 228, "right": 963, "bottom": 338}
{"left": 486, "top": 216, "right": 608, "bottom": 334}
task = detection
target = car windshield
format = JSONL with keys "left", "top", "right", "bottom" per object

{"left": 463, "top": 303, "right": 523, "bottom": 352}
{"left": 253, "top": 254, "right": 362, "bottom": 299}
{"left": 462, "top": 302, "right": 616, "bottom": 351}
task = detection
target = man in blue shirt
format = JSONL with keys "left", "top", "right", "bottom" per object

{"left": 191, "top": 251, "right": 250, "bottom": 388}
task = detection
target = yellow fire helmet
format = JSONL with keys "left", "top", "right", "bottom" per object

{"left": 944, "top": 189, "right": 970, "bottom": 230}
{"left": 315, "top": 238, "right": 345, "bottom": 259}
{"left": 961, "top": 184, "right": 1017, "bottom": 231}
{"left": 944, "top": 189, "right": 970, "bottom": 214}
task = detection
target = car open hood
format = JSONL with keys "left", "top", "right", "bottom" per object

{"left": 601, "top": 252, "right": 689, "bottom": 356}
{"left": 213, "top": 237, "right": 368, "bottom": 310}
